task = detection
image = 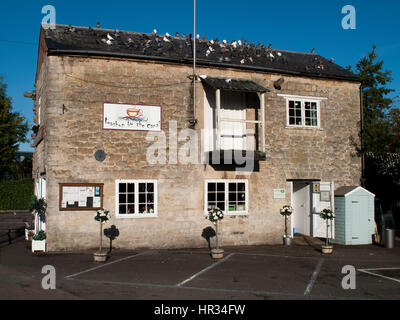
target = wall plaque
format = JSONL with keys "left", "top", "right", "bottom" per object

{"left": 103, "top": 103, "right": 161, "bottom": 132}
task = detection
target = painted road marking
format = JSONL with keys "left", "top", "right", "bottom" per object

{"left": 65, "top": 251, "right": 153, "bottom": 279}
{"left": 358, "top": 267, "right": 400, "bottom": 284}
{"left": 176, "top": 253, "right": 234, "bottom": 287}
{"left": 304, "top": 258, "right": 324, "bottom": 296}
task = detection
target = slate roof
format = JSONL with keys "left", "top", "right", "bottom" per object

{"left": 42, "top": 25, "right": 360, "bottom": 81}
{"left": 200, "top": 76, "right": 269, "bottom": 93}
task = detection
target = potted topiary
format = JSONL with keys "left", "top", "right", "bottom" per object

{"left": 206, "top": 207, "right": 224, "bottom": 259}
{"left": 28, "top": 195, "right": 47, "bottom": 227}
{"left": 320, "top": 208, "right": 335, "bottom": 254}
{"left": 280, "top": 205, "right": 294, "bottom": 246}
{"left": 93, "top": 208, "right": 111, "bottom": 262}
{"left": 32, "top": 230, "right": 46, "bottom": 252}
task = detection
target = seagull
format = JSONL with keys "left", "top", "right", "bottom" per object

{"left": 107, "top": 34, "right": 114, "bottom": 41}
{"left": 165, "top": 32, "right": 170, "bottom": 37}
{"left": 238, "top": 40, "right": 242, "bottom": 46}
{"left": 240, "top": 59, "right": 245, "bottom": 64}
{"left": 153, "top": 29, "right": 157, "bottom": 34}
{"left": 163, "top": 36, "right": 170, "bottom": 42}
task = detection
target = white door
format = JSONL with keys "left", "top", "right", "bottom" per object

{"left": 292, "top": 182, "right": 311, "bottom": 236}
{"left": 312, "top": 182, "right": 335, "bottom": 239}
{"left": 220, "top": 91, "right": 246, "bottom": 150}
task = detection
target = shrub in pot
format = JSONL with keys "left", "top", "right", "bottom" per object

{"left": 206, "top": 207, "right": 224, "bottom": 259}
{"left": 93, "top": 209, "right": 111, "bottom": 262}
{"left": 280, "top": 205, "right": 294, "bottom": 246}
{"left": 320, "top": 208, "right": 335, "bottom": 254}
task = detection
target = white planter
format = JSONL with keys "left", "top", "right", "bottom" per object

{"left": 32, "top": 239, "right": 46, "bottom": 252}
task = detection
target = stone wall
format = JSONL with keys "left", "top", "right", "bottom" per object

{"left": 34, "top": 54, "right": 361, "bottom": 251}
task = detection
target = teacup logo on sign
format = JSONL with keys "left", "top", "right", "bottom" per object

{"left": 103, "top": 103, "right": 161, "bottom": 131}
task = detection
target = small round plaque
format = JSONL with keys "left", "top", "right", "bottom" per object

{"left": 94, "top": 150, "right": 106, "bottom": 162}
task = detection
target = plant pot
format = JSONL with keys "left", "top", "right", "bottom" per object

{"left": 283, "top": 236, "right": 292, "bottom": 246}
{"left": 32, "top": 239, "right": 46, "bottom": 252}
{"left": 211, "top": 248, "right": 224, "bottom": 259}
{"left": 321, "top": 245, "right": 333, "bottom": 254}
{"left": 93, "top": 251, "right": 108, "bottom": 262}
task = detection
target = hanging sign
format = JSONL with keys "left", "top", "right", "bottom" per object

{"left": 103, "top": 103, "right": 161, "bottom": 131}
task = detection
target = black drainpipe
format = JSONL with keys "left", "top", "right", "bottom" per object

{"left": 360, "top": 85, "right": 365, "bottom": 187}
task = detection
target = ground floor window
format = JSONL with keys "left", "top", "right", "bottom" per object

{"left": 205, "top": 180, "right": 248, "bottom": 215}
{"left": 115, "top": 180, "right": 158, "bottom": 218}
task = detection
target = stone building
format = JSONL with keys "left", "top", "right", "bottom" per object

{"left": 30, "top": 24, "right": 362, "bottom": 252}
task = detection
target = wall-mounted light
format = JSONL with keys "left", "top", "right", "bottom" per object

{"left": 273, "top": 78, "right": 285, "bottom": 90}
{"left": 24, "top": 91, "right": 36, "bottom": 100}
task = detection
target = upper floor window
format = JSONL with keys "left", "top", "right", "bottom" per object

{"left": 287, "top": 99, "right": 319, "bottom": 128}
{"left": 279, "top": 94, "right": 326, "bottom": 129}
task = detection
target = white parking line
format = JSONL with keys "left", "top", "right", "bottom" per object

{"left": 358, "top": 268, "right": 400, "bottom": 284}
{"left": 65, "top": 251, "right": 153, "bottom": 279}
{"left": 176, "top": 253, "right": 234, "bottom": 287}
{"left": 304, "top": 258, "right": 324, "bottom": 296}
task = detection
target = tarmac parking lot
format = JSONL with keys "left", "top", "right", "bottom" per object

{"left": 0, "top": 236, "right": 399, "bottom": 301}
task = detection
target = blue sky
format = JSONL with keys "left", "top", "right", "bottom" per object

{"left": 1, "top": 0, "right": 399, "bottom": 152}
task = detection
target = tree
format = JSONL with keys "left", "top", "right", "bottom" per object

{"left": 355, "top": 45, "right": 397, "bottom": 154}
{"left": 0, "top": 76, "right": 28, "bottom": 178}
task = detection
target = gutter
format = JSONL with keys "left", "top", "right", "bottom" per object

{"left": 47, "top": 49, "right": 361, "bottom": 83}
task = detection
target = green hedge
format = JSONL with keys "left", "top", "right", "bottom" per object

{"left": 0, "top": 179, "right": 34, "bottom": 210}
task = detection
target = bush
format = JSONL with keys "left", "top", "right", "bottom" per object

{"left": 0, "top": 179, "right": 34, "bottom": 210}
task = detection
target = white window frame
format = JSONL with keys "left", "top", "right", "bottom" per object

{"left": 204, "top": 179, "right": 249, "bottom": 216}
{"left": 278, "top": 94, "right": 326, "bottom": 129}
{"left": 115, "top": 179, "right": 158, "bottom": 219}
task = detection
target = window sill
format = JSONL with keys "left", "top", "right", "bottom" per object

{"left": 116, "top": 214, "right": 158, "bottom": 219}
{"left": 204, "top": 212, "right": 249, "bottom": 216}
{"left": 285, "top": 126, "right": 323, "bottom": 131}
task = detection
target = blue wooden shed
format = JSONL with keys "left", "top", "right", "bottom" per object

{"left": 333, "top": 186, "right": 375, "bottom": 245}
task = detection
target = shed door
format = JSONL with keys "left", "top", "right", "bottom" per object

{"left": 312, "top": 182, "right": 335, "bottom": 239}
{"left": 350, "top": 196, "right": 369, "bottom": 244}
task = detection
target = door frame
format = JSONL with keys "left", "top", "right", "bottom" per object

{"left": 289, "top": 179, "right": 321, "bottom": 237}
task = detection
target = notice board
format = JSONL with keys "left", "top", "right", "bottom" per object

{"left": 59, "top": 183, "right": 103, "bottom": 211}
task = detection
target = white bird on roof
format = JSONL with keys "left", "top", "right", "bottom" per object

{"left": 106, "top": 39, "right": 113, "bottom": 45}
{"left": 210, "top": 40, "right": 214, "bottom": 44}
{"left": 277, "top": 52, "right": 282, "bottom": 56}
{"left": 223, "top": 40, "right": 227, "bottom": 44}
{"left": 107, "top": 33, "right": 114, "bottom": 41}
{"left": 163, "top": 36, "right": 170, "bottom": 42}
{"left": 238, "top": 40, "right": 242, "bottom": 46}
{"left": 153, "top": 29, "right": 157, "bottom": 34}
{"left": 165, "top": 32, "right": 170, "bottom": 37}
{"left": 240, "top": 59, "right": 245, "bottom": 64}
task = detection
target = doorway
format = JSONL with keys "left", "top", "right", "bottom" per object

{"left": 292, "top": 181, "right": 311, "bottom": 236}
